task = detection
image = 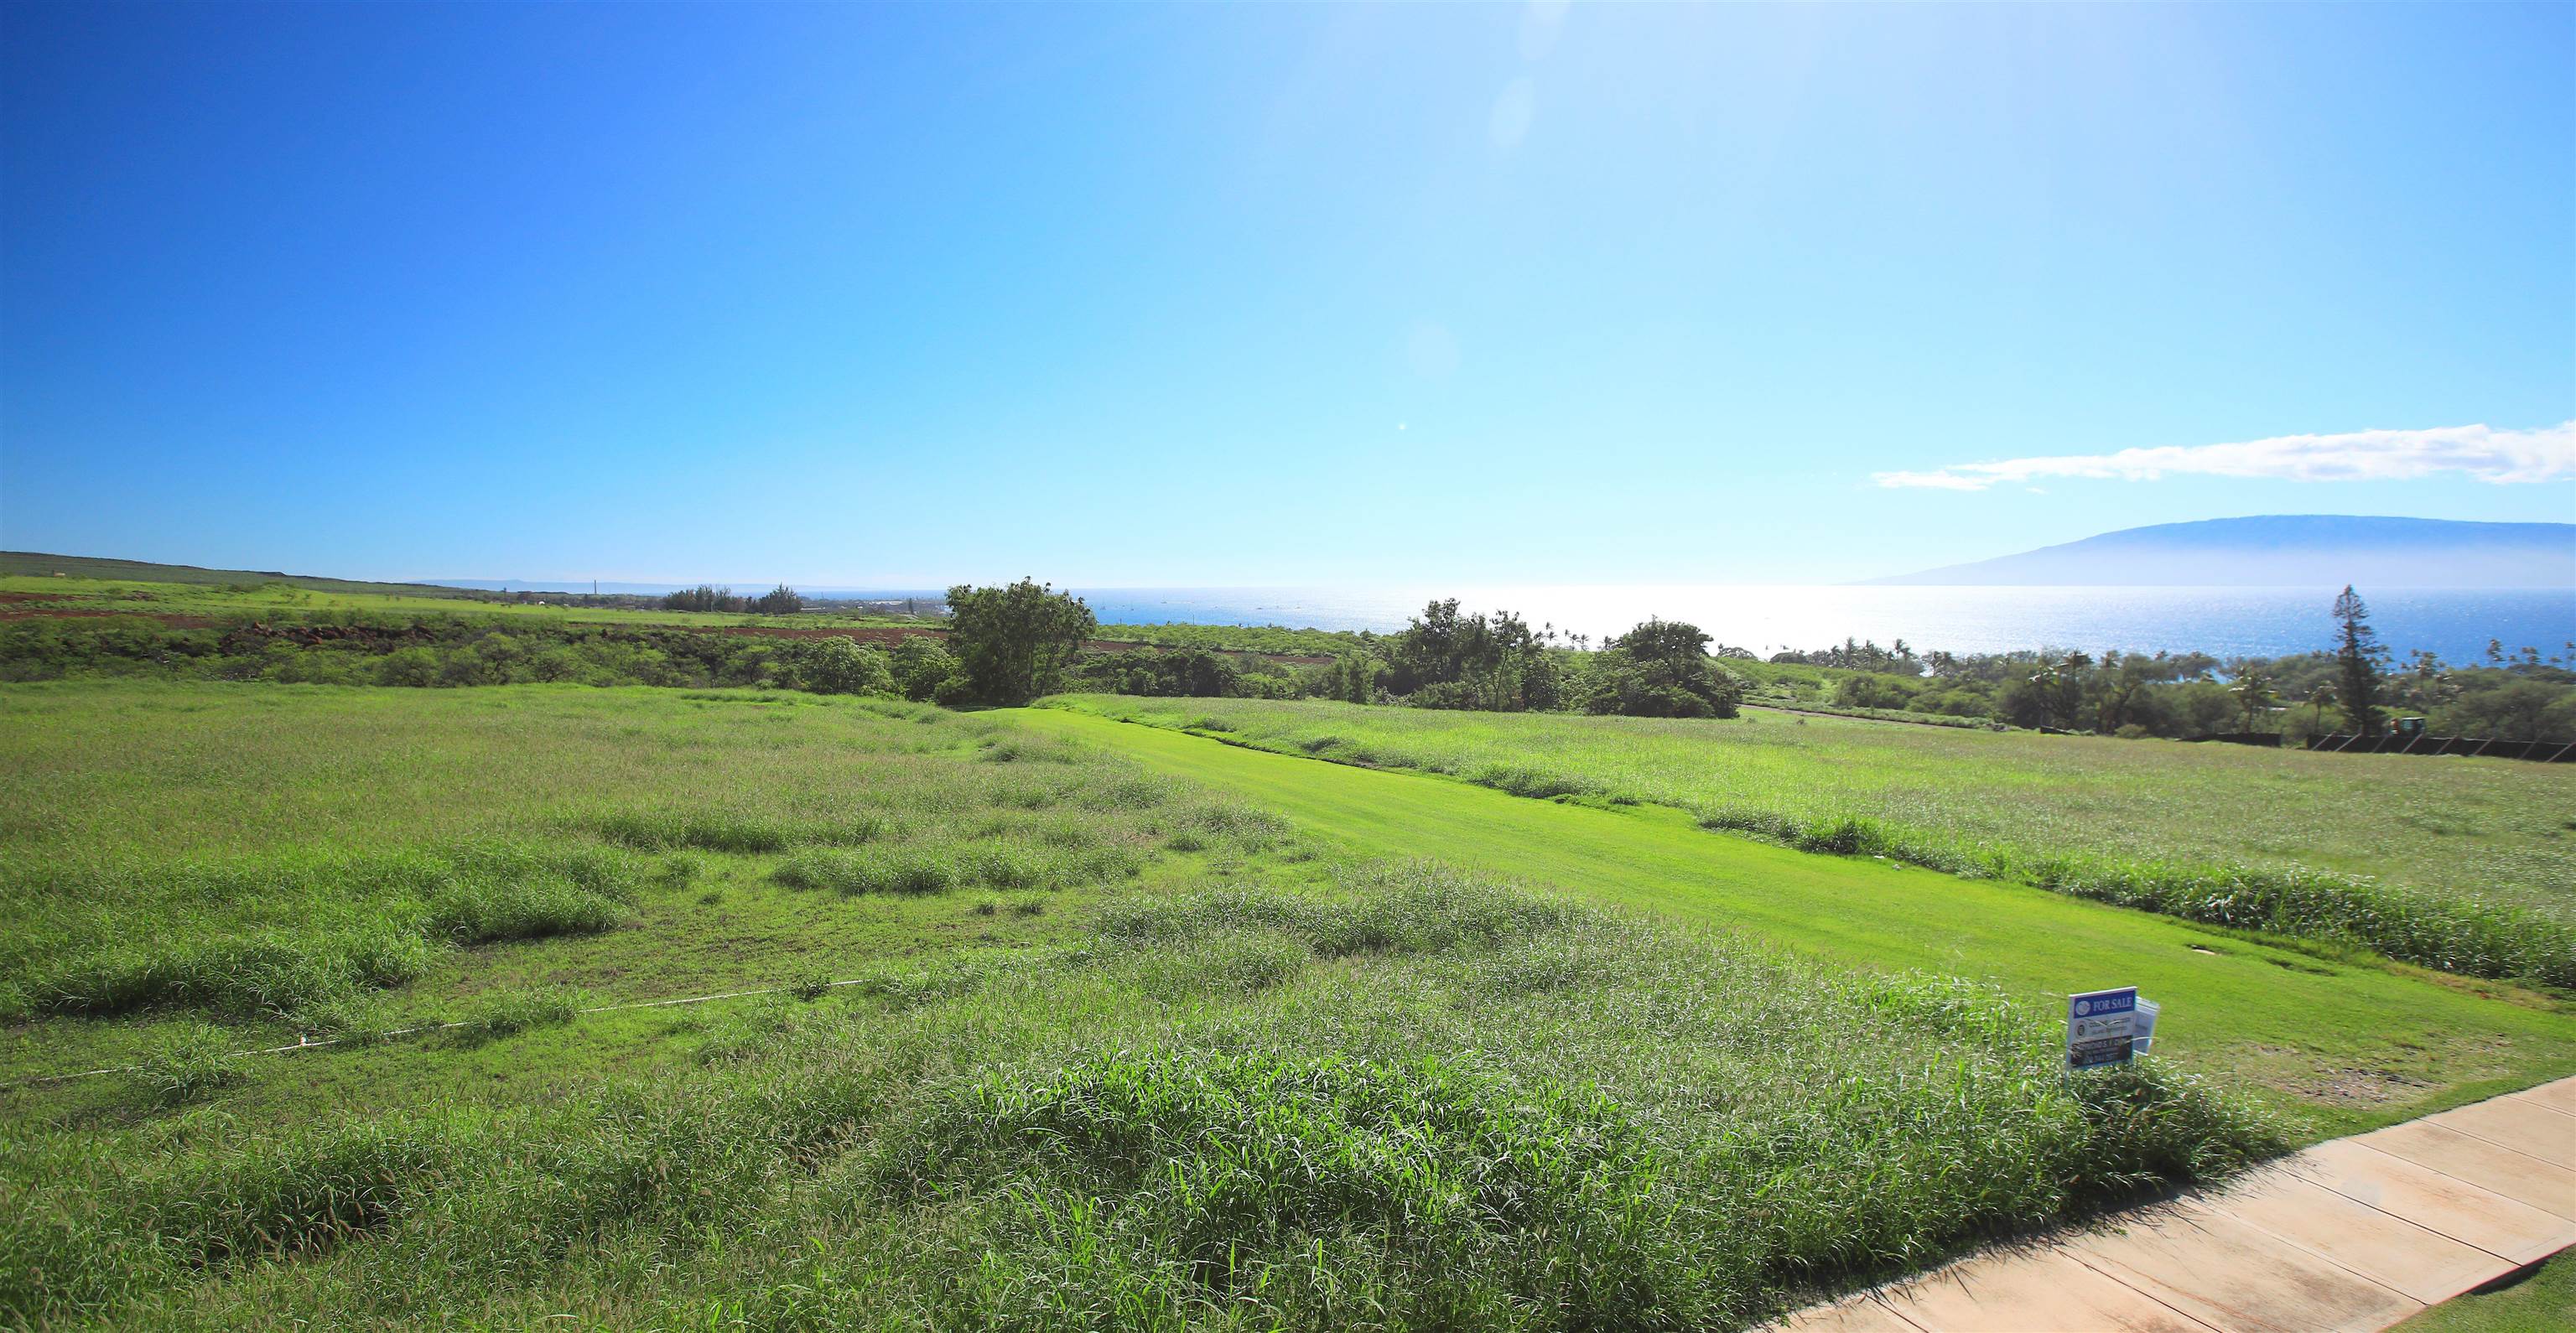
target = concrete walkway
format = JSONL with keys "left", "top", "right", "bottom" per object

{"left": 1783, "top": 1077, "right": 2576, "bottom": 1333}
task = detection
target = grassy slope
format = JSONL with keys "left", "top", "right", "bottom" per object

{"left": 1015, "top": 706, "right": 2576, "bottom": 1138}
{"left": 0, "top": 684, "right": 1208, "bottom": 1112}
{"left": 3, "top": 574, "right": 1342, "bottom": 658}
{"left": 0, "top": 552, "right": 491, "bottom": 598}
{"left": 0, "top": 682, "right": 2283, "bottom": 1329}
{"left": 0, "top": 573, "right": 933, "bottom": 630}
{"left": 1053, "top": 695, "right": 2576, "bottom": 922}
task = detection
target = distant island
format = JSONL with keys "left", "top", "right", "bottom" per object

{"left": 1864, "top": 516, "right": 2576, "bottom": 588}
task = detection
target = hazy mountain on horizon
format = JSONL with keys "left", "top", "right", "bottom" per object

{"left": 1866, "top": 516, "right": 2576, "bottom": 589}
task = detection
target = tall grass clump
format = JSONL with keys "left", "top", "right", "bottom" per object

{"left": 2019, "top": 853, "right": 2576, "bottom": 989}
{"left": 579, "top": 809, "right": 890, "bottom": 853}
{"left": 775, "top": 836, "right": 1144, "bottom": 898}
{"left": 118, "top": 1022, "right": 244, "bottom": 1109}
{"left": 1, "top": 841, "right": 642, "bottom": 1021}
{"left": 773, "top": 847, "right": 959, "bottom": 896}
{"left": 1100, "top": 860, "right": 1579, "bottom": 960}
{"left": 24, "top": 930, "right": 436, "bottom": 1024}
{"left": 891, "top": 1048, "right": 1692, "bottom": 1326}
{"left": 449, "top": 984, "right": 583, "bottom": 1041}
{"left": 138, "top": 1119, "right": 460, "bottom": 1266}
{"left": 866, "top": 874, "right": 2278, "bottom": 1329}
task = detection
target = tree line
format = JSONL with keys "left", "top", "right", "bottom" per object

{"left": 659, "top": 584, "right": 805, "bottom": 615}
{"left": 905, "top": 588, "right": 1749, "bottom": 718}
{"left": 10, "top": 578, "right": 2568, "bottom": 740}
{"left": 1767, "top": 587, "right": 2576, "bottom": 743}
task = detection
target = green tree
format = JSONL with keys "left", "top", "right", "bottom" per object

{"left": 2330, "top": 585, "right": 2386, "bottom": 738}
{"left": 1387, "top": 599, "right": 1487, "bottom": 695}
{"left": 944, "top": 579, "right": 1097, "bottom": 705}
{"left": 2095, "top": 652, "right": 2159, "bottom": 734}
{"left": 1838, "top": 674, "right": 1916, "bottom": 711}
{"left": 2052, "top": 651, "right": 2094, "bottom": 730}
{"left": 1323, "top": 653, "right": 1382, "bottom": 703}
{"left": 2229, "top": 668, "right": 2274, "bottom": 733}
{"left": 798, "top": 639, "right": 892, "bottom": 695}
{"left": 1581, "top": 618, "right": 1742, "bottom": 718}
{"left": 753, "top": 584, "right": 803, "bottom": 615}
{"left": 1385, "top": 599, "right": 1563, "bottom": 711}
{"left": 662, "top": 584, "right": 744, "bottom": 614}
{"left": 2432, "top": 678, "right": 2576, "bottom": 742}
{"left": 890, "top": 635, "right": 962, "bottom": 703}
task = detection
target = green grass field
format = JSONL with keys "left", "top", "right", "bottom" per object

{"left": 1053, "top": 695, "right": 2576, "bottom": 919}
{"left": 0, "top": 571, "right": 933, "bottom": 631}
{"left": 1016, "top": 706, "right": 2576, "bottom": 1137}
{"left": 1, "top": 681, "right": 2566, "bottom": 1328}
{"left": 1053, "top": 696, "right": 2576, "bottom": 984}
{"left": 0, "top": 551, "right": 504, "bottom": 599}
{"left": 1, "top": 571, "right": 1344, "bottom": 660}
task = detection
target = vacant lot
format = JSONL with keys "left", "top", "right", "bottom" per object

{"left": 1053, "top": 696, "right": 2576, "bottom": 995}
{"left": 1057, "top": 696, "right": 2576, "bottom": 917}
{"left": 0, "top": 682, "right": 2296, "bottom": 1330}
{"left": 1018, "top": 707, "right": 2576, "bottom": 1134}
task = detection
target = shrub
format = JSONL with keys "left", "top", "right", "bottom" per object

{"left": 945, "top": 578, "right": 1096, "bottom": 705}
{"left": 796, "top": 640, "right": 896, "bottom": 697}
{"left": 891, "top": 637, "right": 963, "bottom": 703}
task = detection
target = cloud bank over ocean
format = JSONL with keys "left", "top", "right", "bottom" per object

{"left": 1875, "top": 422, "right": 2576, "bottom": 491}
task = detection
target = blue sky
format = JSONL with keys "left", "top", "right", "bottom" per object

{"left": 3, "top": 2, "right": 2570, "bottom": 587}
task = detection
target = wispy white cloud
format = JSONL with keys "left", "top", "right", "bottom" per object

{"left": 1873, "top": 421, "right": 2576, "bottom": 490}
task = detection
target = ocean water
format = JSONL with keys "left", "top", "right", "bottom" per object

{"left": 1070, "top": 585, "right": 2576, "bottom": 665}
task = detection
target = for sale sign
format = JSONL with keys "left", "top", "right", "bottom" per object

{"left": 2066, "top": 987, "right": 2138, "bottom": 1070}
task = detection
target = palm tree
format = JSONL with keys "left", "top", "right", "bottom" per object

{"left": 2230, "top": 669, "right": 2275, "bottom": 733}
{"left": 2306, "top": 682, "right": 2336, "bottom": 733}
{"left": 2026, "top": 662, "right": 2062, "bottom": 729}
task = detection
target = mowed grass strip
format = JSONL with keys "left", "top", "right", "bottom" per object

{"left": 1054, "top": 695, "right": 2576, "bottom": 986}
{"left": 1057, "top": 695, "right": 2576, "bottom": 920}
{"left": 1012, "top": 707, "right": 2576, "bottom": 1138}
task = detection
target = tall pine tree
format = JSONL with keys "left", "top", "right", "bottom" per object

{"left": 2331, "top": 585, "right": 2386, "bottom": 739}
